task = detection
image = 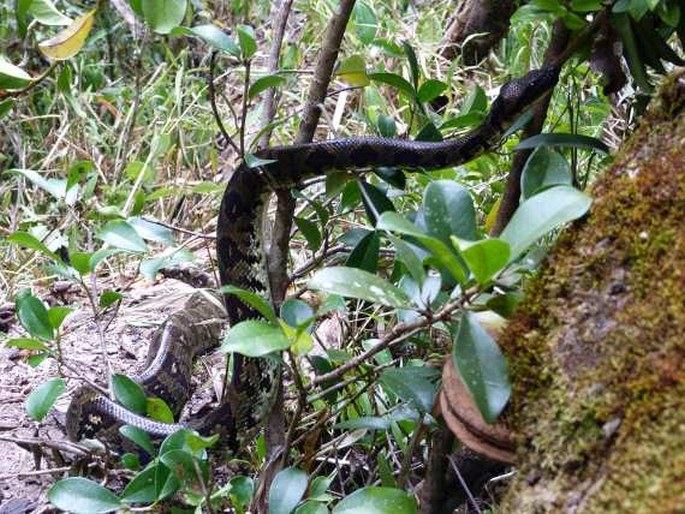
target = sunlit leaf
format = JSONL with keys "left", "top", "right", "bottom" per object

{"left": 333, "top": 487, "right": 418, "bottom": 514}
{"left": 142, "top": 0, "right": 186, "bottom": 34}
{"left": 221, "top": 320, "right": 290, "bottom": 356}
{"left": 38, "top": 10, "right": 95, "bottom": 60}
{"left": 48, "top": 478, "right": 121, "bottom": 514}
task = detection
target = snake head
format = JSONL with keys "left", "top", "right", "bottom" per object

{"left": 494, "top": 66, "right": 561, "bottom": 120}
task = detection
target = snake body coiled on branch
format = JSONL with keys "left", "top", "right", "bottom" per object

{"left": 66, "top": 66, "right": 560, "bottom": 450}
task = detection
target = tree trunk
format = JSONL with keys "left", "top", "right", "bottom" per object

{"left": 495, "top": 70, "right": 685, "bottom": 512}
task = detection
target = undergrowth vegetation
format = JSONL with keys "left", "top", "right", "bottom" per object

{"left": 1, "top": 0, "right": 683, "bottom": 512}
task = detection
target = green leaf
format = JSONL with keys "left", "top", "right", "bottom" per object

{"left": 160, "top": 449, "right": 197, "bottom": 481}
{"left": 359, "top": 180, "right": 395, "bottom": 224}
{"left": 268, "top": 467, "right": 308, "bottom": 514}
{"left": 520, "top": 147, "right": 572, "bottom": 200}
{"left": 7, "top": 231, "right": 59, "bottom": 261}
{"left": 402, "top": 41, "right": 420, "bottom": 89}
{"left": 377, "top": 212, "right": 466, "bottom": 284}
{"left": 237, "top": 24, "right": 257, "bottom": 59}
{"left": 500, "top": 185, "right": 592, "bottom": 262}
{"left": 249, "top": 74, "right": 286, "bottom": 98}
{"left": 12, "top": 168, "right": 67, "bottom": 199}
{"left": 0, "top": 98, "right": 15, "bottom": 119}
{"left": 486, "top": 292, "right": 522, "bottom": 318}
{"left": 48, "top": 478, "right": 121, "bottom": 514}
{"left": 121, "top": 463, "right": 173, "bottom": 503}
{"left": 147, "top": 397, "right": 175, "bottom": 423}
{"left": 119, "top": 425, "right": 156, "bottom": 456}
{"left": 570, "top": 0, "right": 603, "bottom": 11}
{"left": 335, "top": 416, "right": 390, "bottom": 430}
{"left": 336, "top": 54, "right": 370, "bottom": 86}
{"left": 26, "top": 378, "right": 65, "bottom": 421}
{"left": 423, "top": 180, "right": 477, "bottom": 242}
{"left": 296, "top": 501, "right": 329, "bottom": 514}
{"left": 379, "top": 367, "right": 439, "bottom": 412}
{"left": 460, "top": 85, "right": 487, "bottom": 115}
{"left": 172, "top": 24, "right": 239, "bottom": 56}
{"left": 227, "top": 476, "right": 254, "bottom": 510}
{"left": 281, "top": 299, "right": 315, "bottom": 329}
{"left": 346, "top": 231, "right": 380, "bottom": 273}
{"left": 48, "top": 306, "right": 72, "bottom": 330}
{"left": 221, "top": 320, "right": 290, "bottom": 356}
{"left": 100, "top": 290, "right": 123, "bottom": 309}
{"left": 353, "top": 2, "right": 377, "bottom": 44}
{"left": 29, "top": 0, "right": 72, "bottom": 25}
{"left": 221, "top": 285, "right": 276, "bottom": 324}
{"left": 128, "top": 217, "right": 174, "bottom": 244}
{"left": 112, "top": 374, "right": 147, "bottom": 415}
{"left": 387, "top": 235, "right": 425, "bottom": 284}
{"left": 417, "top": 79, "right": 448, "bottom": 103}
{"left": 121, "top": 453, "right": 141, "bottom": 470}
{"left": 16, "top": 291, "right": 53, "bottom": 340}
{"left": 142, "top": 0, "right": 186, "bottom": 34}
{"left": 309, "top": 266, "right": 413, "bottom": 309}
{"left": 0, "top": 58, "right": 33, "bottom": 90}
{"left": 377, "top": 115, "right": 397, "bottom": 137}
{"left": 294, "top": 216, "right": 322, "bottom": 251}
{"left": 515, "top": 133, "right": 610, "bottom": 153}
{"left": 140, "top": 248, "right": 195, "bottom": 281}
{"left": 369, "top": 72, "right": 415, "bottom": 97}
{"left": 333, "top": 487, "right": 418, "bottom": 514}
{"left": 96, "top": 220, "right": 148, "bottom": 253}
{"left": 5, "top": 338, "right": 49, "bottom": 351}
{"left": 453, "top": 312, "right": 510, "bottom": 423}
{"left": 453, "top": 238, "right": 510, "bottom": 285}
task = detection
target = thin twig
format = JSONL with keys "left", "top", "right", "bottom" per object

{"left": 209, "top": 51, "right": 239, "bottom": 154}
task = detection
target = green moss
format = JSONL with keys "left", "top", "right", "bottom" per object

{"left": 496, "top": 70, "right": 685, "bottom": 512}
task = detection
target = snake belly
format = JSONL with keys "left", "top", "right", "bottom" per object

{"left": 67, "top": 66, "right": 559, "bottom": 449}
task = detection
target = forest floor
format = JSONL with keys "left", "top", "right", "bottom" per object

{"left": 0, "top": 274, "right": 225, "bottom": 513}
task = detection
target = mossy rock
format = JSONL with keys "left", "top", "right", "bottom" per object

{"left": 497, "top": 71, "right": 685, "bottom": 512}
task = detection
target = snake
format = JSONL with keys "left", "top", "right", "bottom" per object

{"left": 65, "top": 65, "right": 560, "bottom": 452}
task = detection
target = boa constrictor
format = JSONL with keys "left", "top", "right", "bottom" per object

{"left": 66, "top": 66, "right": 560, "bottom": 451}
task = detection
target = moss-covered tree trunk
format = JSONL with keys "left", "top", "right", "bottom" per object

{"left": 497, "top": 71, "right": 685, "bottom": 512}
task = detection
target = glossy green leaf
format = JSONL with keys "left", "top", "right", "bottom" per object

{"left": 100, "top": 290, "right": 123, "bottom": 309}
{"left": 402, "top": 41, "right": 420, "bottom": 88}
{"left": 377, "top": 212, "right": 466, "bottom": 284}
{"left": 423, "top": 180, "right": 477, "bottom": 242}
{"left": 221, "top": 320, "right": 290, "bottom": 356}
{"left": 369, "top": 72, "right": 415, "bottom": 97}
{"left": 120, "top": 425, "right": 156, "bottom": 456}
{"left": 160, "top": 449, "right": 197, "bottom": 481}
{"left": 121, "top": 453, "right": 141, "bottom": 470}
{"left": 48, "top": 478, "right": 121, "bottom": 514}
{"left": 500, "top": 185, "right": 592, "bottom": 262}
{"left": 460, "top": 85, "right": 487, "bottom": 114}
{"left": 12, "top": 168, "right": 66, "bottom": 199}
{"left": 359, "top": 181, "right": 395, "bottom": 224}
{"left": 29, "top": 0, "right": 72, "bottom": 25}
{"left": 336, "top": 54, "right": 369, "bottom": 86}
{"left": 333, "top": 487, "right": 418, "bottom": 514}
{"left": 520, "top": 147, "right": 572, "bottom": 199}
{"left": 269, "top": 467, "right": 308, "bottom": 514}
{"left": 16, "top": 291, "right": 53, "bottom": 340}
{"left": 379, "top": 367, "right": 439, "bottom": 412}
{"left": 335, "top": 416, "right": 390, "bottom": 430}
{"left": 142, "top": 0, "right": 186, "bottom": 34}
{"left": 453, "top": 238, "right": 510, "bottom": 284}
{"left": 147, "top": 397, "right": 175, "bottom": 423}
{"left": 515, "top": 133, "right": 610, "bottom": 153}
{"left": 112, "top": 374, "right": 147, "bottom": 415}
{"left": 96, "top": 220, "right": 148, "bottom": 253}
{"left": 295, "top": 216, "right": 322, "bottom": 251}
{"left": 237, "top": 24, "right": 257, "bottom": 59}
{"left": 128, "top": 217, "right": 173, "bottom": 244}
{"left": 453, "top": 312, "right": 510, "bottom": 423}
{"left": 7, "top": 231, "right": 60, "bottom": 261}
{"left": 387, "top": 235, "right": 425, "bottom": 284}
{"left": 227, "top": 476, "right": 254, "bottom": 510}
{"left": 309, "top": 266, "right": 413, "bottom": 309}
{"left": 281, "top": 298, "right": 315, "bottom": 329}
{"left": 353, "top": 1, "right": 377, "bottom": 44}
{"left": 26, "top": 378, "right": 65, "bottom": 421}
{"left": 417, "top": 79, "right": 447, "bottom": 102}
{"left": 296, "top": 501, "right": 329, "bottom": 514}
{"left": 0, "top": 98, "right": 15, "bottom": 119}
{"left": 121, "top": 464, "right": 173, "bottom": 503}
{"left": 249, "top": 74, "right": 286, "bottom": 98}
{"left": 48, "top": 306, "right": 72, "bottom": 330}
{"left": 346, "top": 231, "right": 380, "bottom": 273}
{"left": 0, "top": 58, "right": 33, "bottom": 90}
{"left": 377, "top": 115, "right": 397, "bottom": 137}
{"left": 173, "top": 24, "right": 239, "bottom": 56}
{"left": 221, "top": 285, "right": 276, "bottom": 324}
{"left": 5, "top": 337, "right": 49, "bottom": 351}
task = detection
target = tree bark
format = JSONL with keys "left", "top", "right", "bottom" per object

{"left": 495, "top": 70, "right": 685, "bottom": 512}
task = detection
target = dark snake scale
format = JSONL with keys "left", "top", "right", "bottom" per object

{"left": 66, "top": 66, "right": 560, "bottom": 451}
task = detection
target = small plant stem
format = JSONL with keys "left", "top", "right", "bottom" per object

{"left": 208, "top": 51, "right": 239, "bottom": 154}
